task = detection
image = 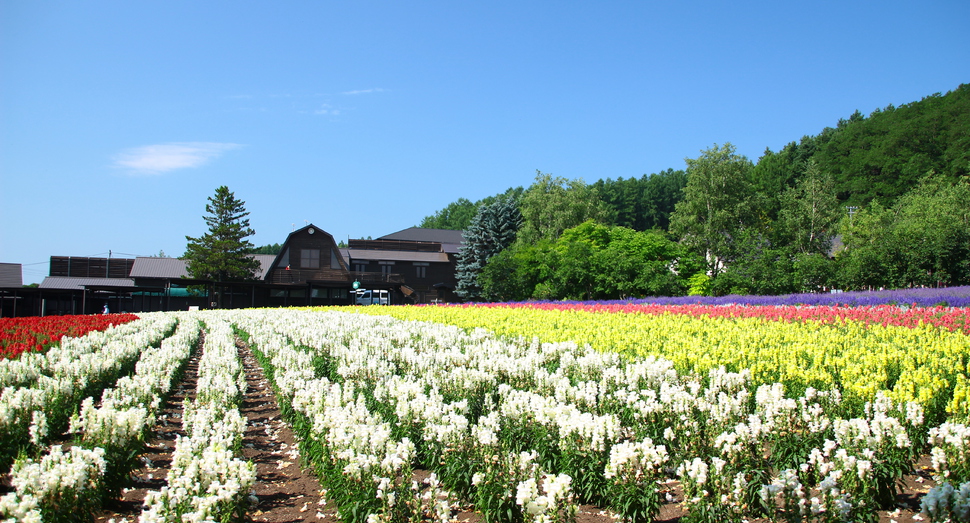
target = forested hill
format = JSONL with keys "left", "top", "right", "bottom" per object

{"left": 420, "top": 83, "right": 969, "bottom": 231}
{"left": 753, "top": 83, "right": 970, "bottom": 210}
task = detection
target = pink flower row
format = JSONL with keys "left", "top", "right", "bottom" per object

{"left": 455, "top": 302, "right": 970, "bottom": 334}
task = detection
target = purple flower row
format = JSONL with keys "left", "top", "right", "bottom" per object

{"left": 574, "top": 286, "right": 970, "bottom": 308}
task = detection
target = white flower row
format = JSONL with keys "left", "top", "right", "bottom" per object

{"left": 236, "top": 310, "right": 456, "bottom": 522}
{"left": 0, "top": 445, "right": 107, "bottom": 521}
{"left": 70, "top": 314, "right": 201, "bottom": 448}
{"left": 140, "top": 315, "right": 255, "bottom": 523}
{"left": 1, "top": 314, "right": 199, "bottom": 520}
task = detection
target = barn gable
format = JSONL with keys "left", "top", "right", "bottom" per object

{"left": 266, "top": 224, "right": 351, "bottom": 285}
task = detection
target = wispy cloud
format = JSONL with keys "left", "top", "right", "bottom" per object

{"left": 315, "top": 103, "right": 341, "bottom": 116}
{"left": 340, "top": 88, "right": 386, "bottom": 95}
{"left": 113, "top": 142, "right": 243, "bottom": 175}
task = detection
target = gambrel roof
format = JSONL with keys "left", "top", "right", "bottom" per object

{"left": 264, "top": 224, "right": 350, "bottom": 284}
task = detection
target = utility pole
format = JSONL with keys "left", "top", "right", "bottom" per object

{"left": 845, "top": 206, "right": 858, "bottom": 224}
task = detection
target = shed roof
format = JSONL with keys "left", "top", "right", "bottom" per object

{"left": 0, "top": 263, "right": 22, "bottom": 288}
{"left": 346, "top": 249, "right": 450, "bottom": 263}
{"left": 39, "top": 276, "right": 136, "bottom": 290}
{"left": 130, "top": 257, "right": 189, "bottom": 278}
{"left": 129, "top": 255, "right": 275, "bottom": 280}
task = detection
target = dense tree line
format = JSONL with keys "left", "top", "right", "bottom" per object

{"left": 418, "top": 187, "right": 525, "bottom": 230}
{"left": 248, "top": 243, "right": 283, "bottom": 255}
{"left": 426, "top": 84, "right": 970, "bottom": 300}
{"left": 591, "top": 169, "right": 687, "bottom": 231}
{"left": 750, "top": 83, "right": 970, "bottom": 212}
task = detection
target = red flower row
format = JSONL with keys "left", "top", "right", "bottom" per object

{"left": 0, "top": 313, "right": 140, "bottom": 359}
{"left": 459, "top": 302, "right": 970, "bottom": 334}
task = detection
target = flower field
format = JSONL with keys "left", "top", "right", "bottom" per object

{"left": 2, "top": 305, "right": 969, "bottom": 522}
{"left": 350, "top": 303, "right": 970, "bottom": 422}
{"left": 0, "top": 314, "right": 139, "bottom": 359}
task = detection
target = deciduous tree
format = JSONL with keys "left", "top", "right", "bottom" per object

{"left": 669, "top": 143, "right": 756, "bottom": 279}
{"left": 517, "top": 171, "right": 613, "bottom": 244}
{"left": 777, "top": 159, "right": 841, "bottom": 256}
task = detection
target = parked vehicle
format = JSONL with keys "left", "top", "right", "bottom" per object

{"left": 354, "top": 289, "right": 390, "bottom": 305}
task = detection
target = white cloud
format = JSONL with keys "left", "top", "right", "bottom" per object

{"left": 315, "top": 104, "right": 341, "bottom": 116}
{"left": 113, "top": 142, "right": 243, "bottom": 174}
{"left": 340, "top": 88, "right": 386, "bottom": 95}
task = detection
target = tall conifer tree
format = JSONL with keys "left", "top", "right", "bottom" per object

{"left": 184, "top": 186, "right": 261, "bottom": 307}
{"left": 455, "top": 197, "right": 522, "bottom": 300}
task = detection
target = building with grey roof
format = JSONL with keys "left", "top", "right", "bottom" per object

{"left": 1, "top": 225, "right": 463, "bottom": 316}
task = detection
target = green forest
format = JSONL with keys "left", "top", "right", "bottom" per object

{"left": 420, "top": 84, "right": 970, "bottom": 301}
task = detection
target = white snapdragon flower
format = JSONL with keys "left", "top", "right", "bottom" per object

{"left": 28, "top": 411, "right": 47, "bottom": 446}
{"left": 0, "top": 491, "right": 41, "bottom": 522}
{"left": 680, "top": 457, "right": 708, "bottom": 486}
{"left": 516, "top": 478, "right": 539, "bottom": 508}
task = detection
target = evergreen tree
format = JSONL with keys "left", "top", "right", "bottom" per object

{"left": 183, "top": 186, "right": 261, "bottom": 307}
{"left": 593, "top": 169, "right": 687, "bottom": 231}
{"left": 455, "top": 197, "right": 522, "bottom": 300}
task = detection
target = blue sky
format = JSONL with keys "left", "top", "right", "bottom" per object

{"left": 2, "top": 1, "right": 968, "bottom": 284}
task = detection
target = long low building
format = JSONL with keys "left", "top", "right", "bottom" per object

{"left": 1, "top": 225, "right": 461, "bottom": 316}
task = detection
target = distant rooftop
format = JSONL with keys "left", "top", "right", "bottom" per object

{"left": 0, "top": 263, "right": 22, "bottom": 288}
{"left": 378, "top": 227, "right": 464, "bottom": 245}
{"left": 39, "top": 276, "right": 135, "bottom": 290}
{"left": 130, "top": 257, "right": 189, "bottom": 279}
{"left": 346, "top": 249, "right": 450, "bottom": 263}
{"left": 129, "top": 255, "right": 275, "bottom": 280}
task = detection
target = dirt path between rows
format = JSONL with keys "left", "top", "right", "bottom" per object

{"left": 238, "top": 339, "right": 333, "bottom": 522}
{"left": 95, "top": 345, "right": 201, "bottom": 522}
{"left": 96, "top": 338, "right": 333, "bottom": 523}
